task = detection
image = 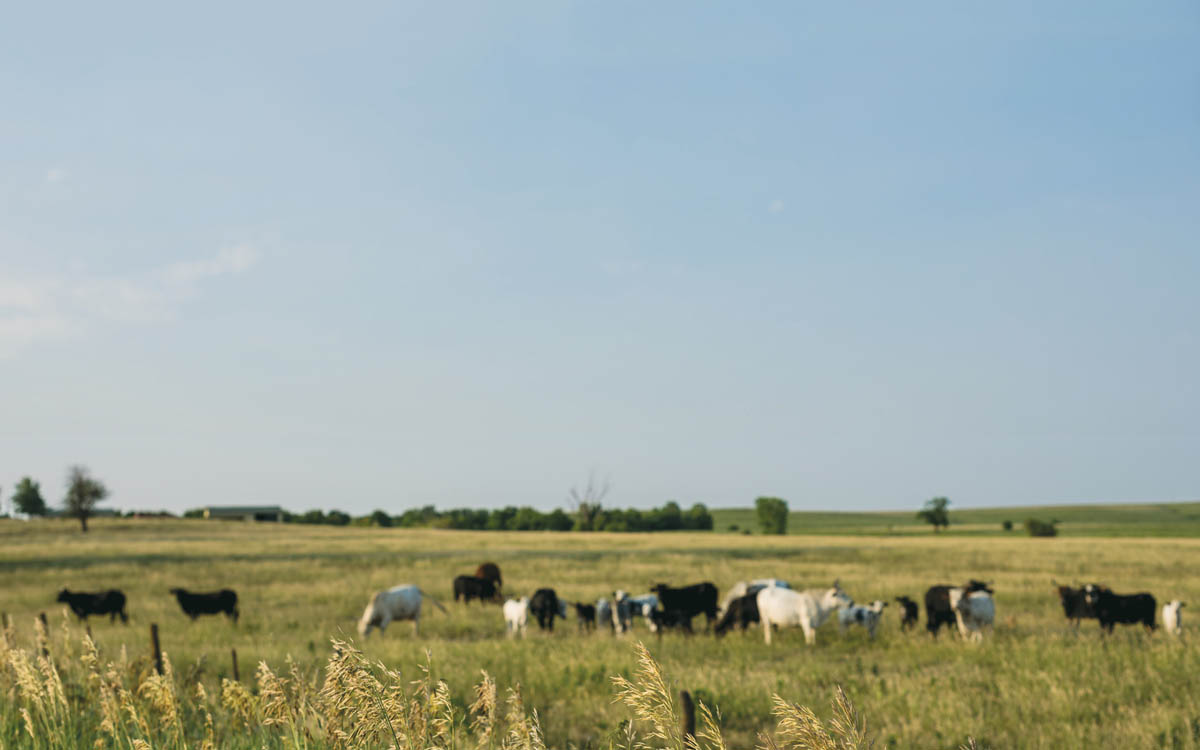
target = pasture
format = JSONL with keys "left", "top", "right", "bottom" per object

{"left": 2, "top": 518, "right": 1200, "bottom": 748}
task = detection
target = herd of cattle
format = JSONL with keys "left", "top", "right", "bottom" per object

{"left": 356, "top": 565, "right": 1189, "bottom": 644}
{"left": 47, "top": 570, "right": 1187, "bottom": 646}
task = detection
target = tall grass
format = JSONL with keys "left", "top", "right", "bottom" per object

{"left": 1, "top": 617, "right": 900, "bottom": 750}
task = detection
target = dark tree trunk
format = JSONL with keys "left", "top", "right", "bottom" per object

{"left": 79, "top": 513, "right": 88, "bottom": 533}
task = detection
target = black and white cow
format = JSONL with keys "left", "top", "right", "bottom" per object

{"left": 1054, "top": 583, "right": 1099, "bottom": 628}
{"left": 57, "top": 589, "right": 128, "bottom": 623}
{"left": 1083, "top": 584, "right": 1156, "bottom": 633}
{"left": 925, "top": 580, "right": 992, "bottom": 637}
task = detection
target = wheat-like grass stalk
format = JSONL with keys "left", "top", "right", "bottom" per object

{"left": 469, "top": 670, "right": 499, "bottom": 750}
{"left": 612, "top": 641, "right": 684, "bottom": 749}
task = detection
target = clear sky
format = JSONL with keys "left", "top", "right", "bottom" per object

{"left": 2, "top": 2, "right": 1197, "bottom": 516}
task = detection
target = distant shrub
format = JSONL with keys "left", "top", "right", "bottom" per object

{"left": 1024, "top": 518, "right": 1058, "bottom": 537}
{"left": 728, "top": 523, "right": 739, "bottom": 532}
{"left": 756, "top": 496, "right": 789, "bottom": 535}
{"left": 1002, "top": 520, "right": 1013, "bottom": 531}
{"left": 183, "top": 508, "right": 205, "bottom": 519}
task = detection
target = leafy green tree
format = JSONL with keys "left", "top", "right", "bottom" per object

{"left": 545, "top": 508, "right": 573, "bottom": 531}
{"left": 64, "top": 465, "right": 109, "bottom": 533}
{"left": 917, "top": 496, "right": 951, "bottom": 532}
{"left": 13, "top": 477, "right": 47, "bottom": 516}
{"left": 1024, "top": 518, "right": 1058, "bottom": 537}
{"left": 325, "top": 510, "right": 351, "bottom": 526}
{"left": 684, "top": 503, "right": 714, "bottom": 530}
{"left": 755, "top": 497, "right": 789, "bottom": 535}
{"left": 369, "top": 509, "right": 392, "bottom": 527}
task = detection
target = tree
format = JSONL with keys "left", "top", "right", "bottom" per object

{"left": 568, "top": 472, "right": 610, "bottom": 531}
{"left": 1024, "top": 518, "right": 1058, "bottom": 537}
{"left": 369, "top": 509, "right": 392, "bottom": 527}
{"left": 64, "top": 465, "right": 109, "bottom": 533}
{"left": 13, "top": 477, "right": 48, "bottom": 516}
{"left": 755, "top": 497, "right": 789, "bottom": 535}
{"left": 917, "top": 496, "right": 950, "bottom": 532}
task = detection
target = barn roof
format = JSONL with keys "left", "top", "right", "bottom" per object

{"left": 202, "top": 505, "right": 283, "bottom": 515}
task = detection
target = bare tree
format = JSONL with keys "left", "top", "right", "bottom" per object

{"left": 567, "top": 472, "right": 610, "bottom": 531}
{"left": 64, "top": 465, "right": 109, "bottom": 533}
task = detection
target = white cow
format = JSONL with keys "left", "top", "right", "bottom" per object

{"left": 757, "top": 581, "right": 853, "bottom": 645}
{"left": 357, "top": 584, "right": 447, "bottom": 637}
{"left": 718, "top": 579, "right": 791, "bottom": 617}
{"left": 1163, "top": 600, "right": 1185, "bottom": 636}
{"left": 838, "top": 600, "right": 888, "bottom": 639}
{"left": 949, "top": 588, "right": 995, "bottom": 641}
{"left": 612, "top": 591, "right": 660, "bottom": 634}
{"left": 503, "top": 597, "right": 529, "bottom": 638}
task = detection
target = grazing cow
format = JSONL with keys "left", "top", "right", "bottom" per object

{"left": 453, "top": 575, "right": 500, "bottom": 605}
{"left": 475, "top": 562, "right": 503, "bottom": 591}
{"left": 358, "top": 584, "right": 447, "bottom": 637}
{"left": 528, "top": 588, "right": 567, "bottom": 631}
{"left": 714, "top": 593, "right": 760, "bottom": 636}
{"left": 612, "top": 591, "right": 660, "bottom": 633}
{"left": 651, "top": 582, "right": 719, "bottom": 630}
{"left": 895, "top": 596, "right": 919, "bottom": 631}
{"left": 718, "top": 579, "right": 790, "bottom": 618}
{"left": 925, "top": 580, "right": 993, "bottom": 637}
{"left": 169, "top": 588, "right": 239, "bottom": 623}
{"left": 838, "top": 600, "right": 888, "bottom": 640}
{"left": 949, "top": 589, "right": 995, "bottom": 641}
{"left": 573, "top": 602, "right": 597, "bottom": 632}
{"left": 648, "top": 607, "right": 695, "bottom": 634}
{"left": 1084, "top": 584, "right": 1156, "bottom": 633}
{"left": 1054, "top": 582, "right": 1099, "bottom": 627}
{"left": 1163, "top": 600, "right": 1185, "bottom": 636}
{"left": 595, "top": 598, "right": 614, "bottom": 632}
{"left": 757, "top": 581, "right": 854, "bottom": 645}
{"left": 503, "top": 597, "right": 529, "bottom": 638}
{"left": 56, "top": 589, "right": 128, "bottom": 624}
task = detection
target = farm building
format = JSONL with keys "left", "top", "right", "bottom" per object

{"left": 201, "top": 505, "right": 284, "bottom": 522}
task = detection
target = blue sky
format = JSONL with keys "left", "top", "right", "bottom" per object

{"left": 2, "top": 2, "right": 1197, "bottom": 515}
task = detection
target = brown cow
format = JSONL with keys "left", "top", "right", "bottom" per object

{"left": 475, "top": 562, "right": 502, "bottom": 590}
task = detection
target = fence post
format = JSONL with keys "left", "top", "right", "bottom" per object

{"left": 231, "top": 648, "right": 240, "bottom": 681}
{"left": 37, "top": 612, "right": 50, "bottom": 657}
{"left": 150, "top": 623, "right": 163, "bottom": 675}
{"left": 680, "top": 690, "right": 696, "bottom": 742}
{"left": 1, "top": 612, "right": 8, "bottom": 647}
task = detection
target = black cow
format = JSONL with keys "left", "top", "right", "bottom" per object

{"left": 57, "top": 589, "right": 128, "bottom": 623}
{"left": 650, "top": 582, "right": 719, "bottom": 630}
{"left": 925, "top": 579, "right": 992, "bottom": 637}
{"left": 895, "top": 596, "right": 919, "bottom": 631}
{"left": 649, "top": 607, "right": 695, "bottom": 634}
{"left": 1055, "top": 583, "right": 1099, "bottom": 627}
{"left": 170, "top": 588, "right": 239, "bottom": 623}
{"left": 1083, "top": 585, "right": 1156, "bottom": 633}
{"left": 529, "top": 588, "right": 566, "bottom": 631}
{"left": 573, "top": 602, "right": 596, "bottom": 632}
{"left": 713, "top": 593, "right": 759, "bottom": 636}
{"left": 453, "top": 575, "right": 499, "bottom": 604}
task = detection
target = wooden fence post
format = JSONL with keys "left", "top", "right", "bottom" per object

{"left": 150, "top": 623, "right": 163, "bottom": 675}
{"left": 38, "top": 612, "right": 50, "bottom": 657}
{"left": 680, "top": 690, "right": 696, "bottom": 743}
{"left": 1, "top": 612, "right": 9, "bottom": 647}
{"left": 231, "top": 648, "right": 240, "bottom": 681}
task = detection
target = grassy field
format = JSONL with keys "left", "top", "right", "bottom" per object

{"left": 712, "top": 501, "right": 1200, "bottom": 537}
{"left": 3, "top": 517, "right": 1200, "bottom": 749}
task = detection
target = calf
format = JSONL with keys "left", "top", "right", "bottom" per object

{"left": 651, "top": 582, "right": 719, "bottom": 630}
{"left": 1054, "top": 583, "right": 1098, "bottom": 627}
{"left": 573, "top": 602, "right": 597, "bottom": 632}
{"left": 503, "top": 597, "right": 529, "bottom": 638}
{"left": 358, "top": 584, "right": 447, "bottom": 637}
{"left": 453, "top": 575, "right": 499, "bottom": 605}
{"left": 925, "top": 580, "right": 992, "bottom": 637}
{"left": 757, "top": 581, "right": 854, "bottom": 645}
{"left": 895, "top": 596, "right": 919, "bottom": 631}
{"left": 714, "top": 593, "right": 759, "bottom": 636}
{"left": 169, "top": 588, "right": 239, "bottom": 623}
{"left": 57, "top": 589, "right": 128, "bottom": 624}
{"left": 1163, "top": 600, "right": 1185, "bottom": 636}
{"left": 838, "top": 600, "right": 888, "bottom": 639}
{"left": 528, "top": 588, "right": 567, "bottom": 631}
{"left": 648, "top": 607, "right": 694, "bottom": 634}
{"left": 1084, "top": 585, "right": 1156, "bottom": 633}
{"left": 949, "top": 589, "right": 995, "bottom": 641}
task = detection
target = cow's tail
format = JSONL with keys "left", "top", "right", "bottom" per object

{"left": 419, "top": 589, "right": 449, "bottom": 615}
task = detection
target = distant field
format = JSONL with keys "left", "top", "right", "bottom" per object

{"left": 3, "top": 518, "right": 1200, "bottom": 749}
{"left": 712, "top": 501, "right": 1200, "bottom": 537}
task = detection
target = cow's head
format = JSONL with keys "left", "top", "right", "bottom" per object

{"left": 869, "top": 600, "right": 888, "bottom": 613}
{"left": 56, "top": 589, "right": 70, "bottom": 602}
{"left": 822, "top": 581, "right": 854, "bottom": 611}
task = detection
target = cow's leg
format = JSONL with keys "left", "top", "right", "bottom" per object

{"left": 762, "top": 616, "right": 772, "bottom": 645}
{"left": 412, "top": 615, "right": 420, "bottom": 637}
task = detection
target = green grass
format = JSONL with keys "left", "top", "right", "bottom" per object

{"left": 712, "top": 500, "right": 1200, "bottom": 537}
{"left": 3, "top": 517, "right": 1200, "bottom": 749}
